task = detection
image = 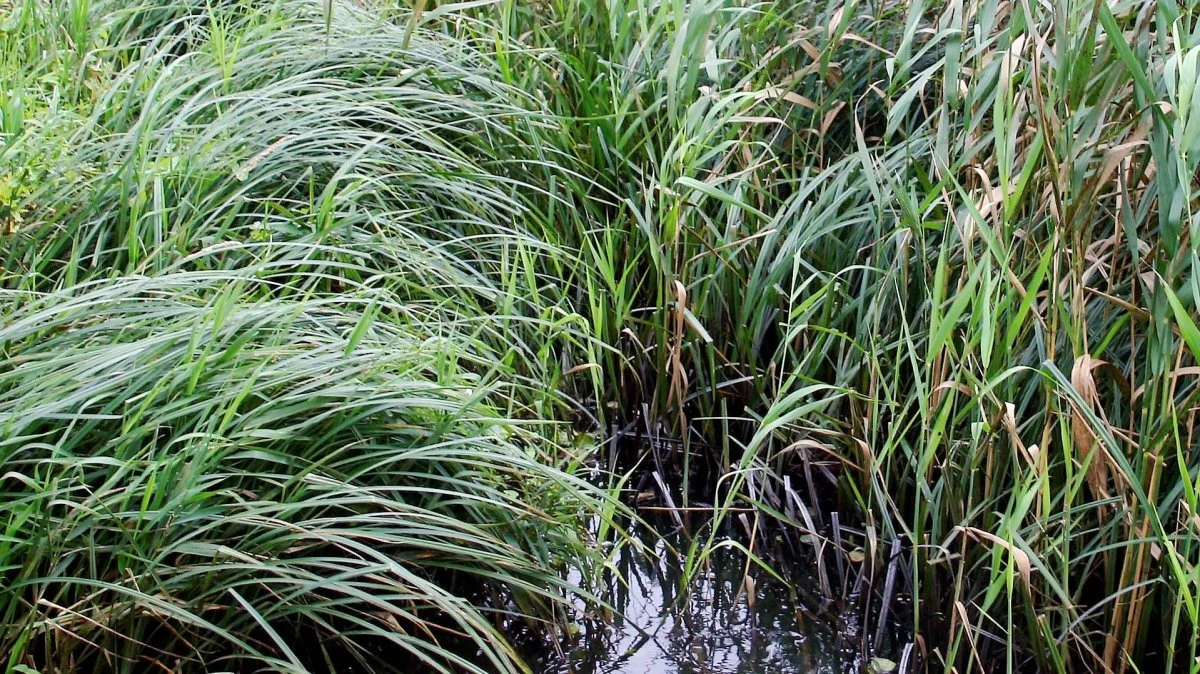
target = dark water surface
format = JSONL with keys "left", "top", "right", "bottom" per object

{"left": 525, "top": 515, "right": 865, "bottom": 674}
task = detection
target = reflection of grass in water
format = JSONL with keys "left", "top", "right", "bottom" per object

{"left": 544, "top": 514, "right": 852, "bottom": 674}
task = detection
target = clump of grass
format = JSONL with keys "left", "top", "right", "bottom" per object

{"left": 1, "top": 1, "right": 602, "bottom": 672}
{"left": 0, "top": 266, "right": 596, "bottom": 673}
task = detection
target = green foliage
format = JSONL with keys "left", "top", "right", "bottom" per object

{"left": 0, "top": 270, "right": 597, "bottom": 673}
{"left": 3, "top": 0, "right": 1199, "bottom": 672}
{"left": 0, "top": 1, "right": 602, "bottom": 672}
{"left": 473, "top": 0, "right": 1200, "bottom": 671}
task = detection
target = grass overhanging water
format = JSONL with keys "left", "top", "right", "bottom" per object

{"left": 2, "top": 0, "right": 1199, "bottom": 672}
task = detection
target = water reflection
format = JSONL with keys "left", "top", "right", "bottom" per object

{"left": 529, "top": 515, "right": 852, "bottom": 674}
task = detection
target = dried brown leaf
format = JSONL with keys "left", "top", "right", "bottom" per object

{"left": 1071, "top": 355, "right": 1111, "bottom": 501}
{"left": 958, "top": 526, "right": 1033, "bottom": 593}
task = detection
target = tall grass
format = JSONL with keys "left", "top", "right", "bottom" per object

{"left": 0, "top": 268, "right": 597, "bottom": 673}
{"left": 2, "top": 1, "right": 601, "bottom": 672}
{"left": 478, "top": 0, "right": 1200, "bottom": 671}
{"left": 3, "top": 0, "right": 1199, "bottom": 672}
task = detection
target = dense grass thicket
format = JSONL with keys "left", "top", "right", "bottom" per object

{"left": 0, "top": 3, "right": 603, "bottom": 672}
{"left": 3, "top": 0, "right": 1199, "bottom": 672}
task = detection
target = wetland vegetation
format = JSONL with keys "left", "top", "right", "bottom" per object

{"left": 2, "top": 0, "right": 1199, "bottom": 672}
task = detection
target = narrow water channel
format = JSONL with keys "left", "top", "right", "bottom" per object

{"left": 526, "top": 514, "right": 864, "bottom": 674}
